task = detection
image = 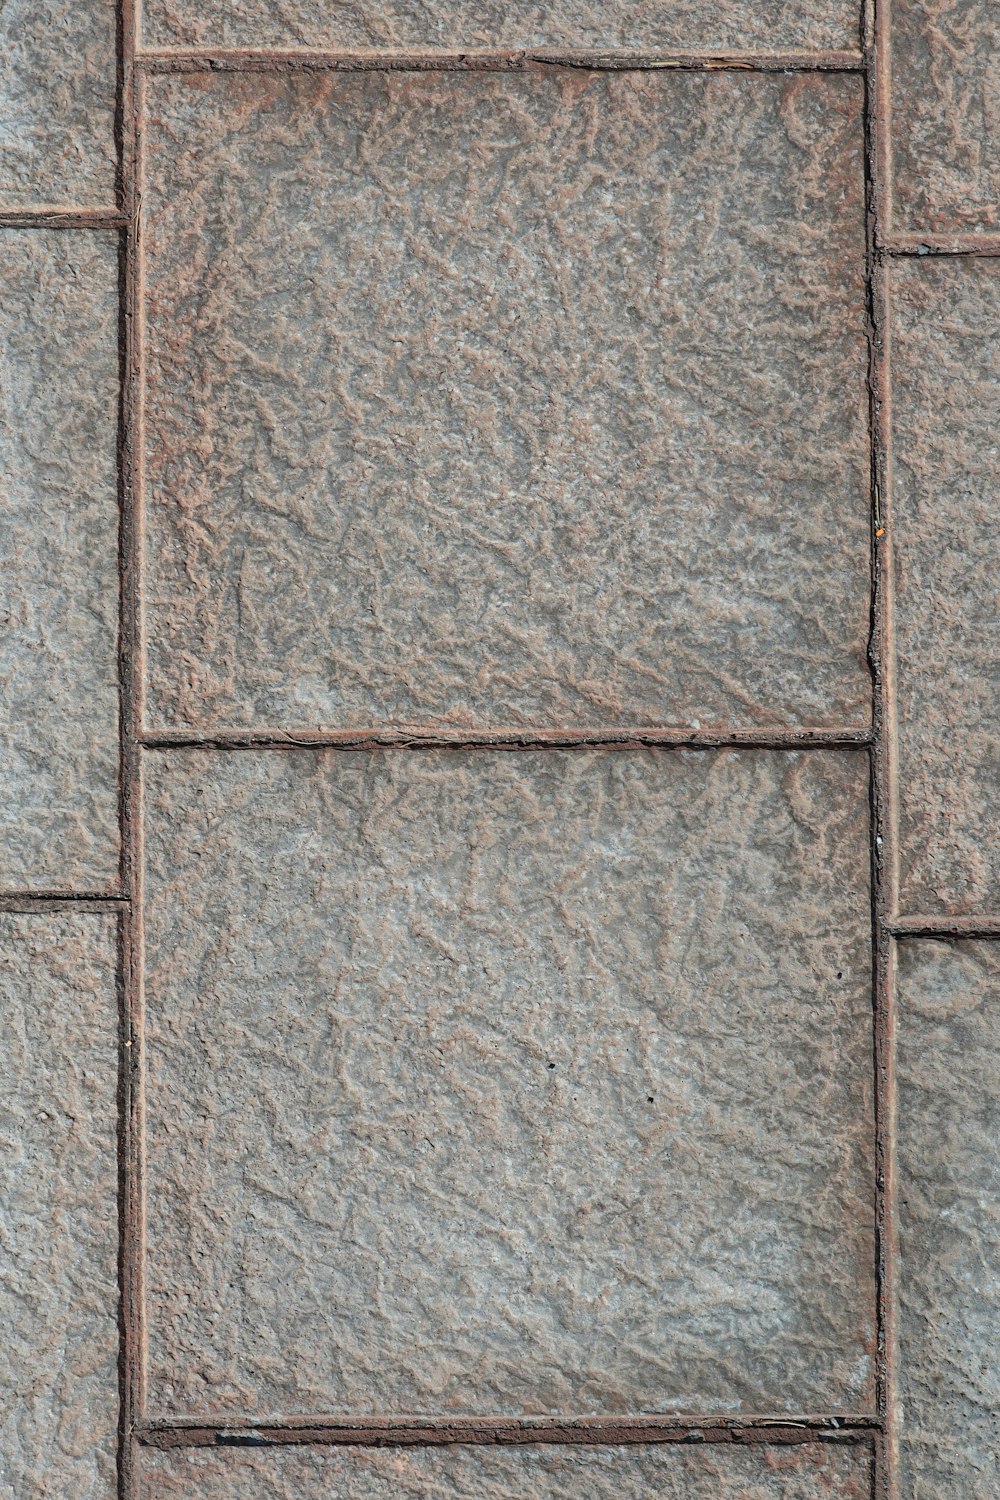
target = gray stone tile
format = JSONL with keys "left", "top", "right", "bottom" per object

{"left": 141, "top": 0, "right": 859, "bottom": 52}
{"left": 0, "top": 231, "right": 120, "bottom": 892}
{"left": 890, "top": 260, "right": 1000, "bottom": 915}
{"left": 141, "top": 1440, "right": 875, "bottom": 1499}
{"left": 0, "top": 0, "right": 117, "bottom": 207}
{"left": 143, "top": 747, "right": 875, "bottom": 1418}
{"left": 889, "top": 0, "right": 1000, "bottom": 233}
{"left": 896, "top": 941, "right": 1000, "bottom": 1499}
{"left": 0, "top": 912, "right": 119, "bottom": 1500}
{"left": 142, "top": 70, "right": 870, "bottom": 733}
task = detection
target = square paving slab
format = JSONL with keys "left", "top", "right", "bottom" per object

{"left": 142, "top": 747, "right": 875, "bottom": 1418}
{"left": 0, "top": 912, "right": 119, "bottom": 1500}
{"left": 141, "top": 68, "right": 870, "bottom": 734}
{"left": 0, "top": 231, "right": 120, "bottom": 892}
{"left": 139, "top": 0, "right": 861, "bottom": 54}
{"left": 896, "top": 940, "right": 1000, "bottom": 1500}
{"left": 140, "top": 1440, "right": 875, "bottom": 1499}
{"left": 0, "top": 0, "right": 117, "bottom": 206}
{"left": 890, "top": 258, "right": 1000, "bottom": 915}
{"left": 889, "top": 0, "right": 1000, "bottom": 233}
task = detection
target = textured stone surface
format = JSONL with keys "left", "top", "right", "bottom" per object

{"left": 0, "top": 912, "right": 119, "bottom": 1500}
{"left": 141, "top": 0, "right": 859, "bottom": 51}
{"left": 890, "top": 260, "right": 1000, "bottom": 914}
{"left": 890, "top": 0, "right": 1000, "bottom": 232}
{"left": 0, "top": 0, "right": 117, "bottom": 206}
{"left": 0, "top": 232, "right": 120, "bottom": 891}
{"left": 142, "top": 70, "right": 870, "bottom": 732}
{"left": 143, "top": 747, "right": 874, "bottom": 1418}
{"left": 141, "top": 1440, "right": 874, "bottom": 1499}
{"left": 896, "top": 941, "right": 1000, "bottom": 1499}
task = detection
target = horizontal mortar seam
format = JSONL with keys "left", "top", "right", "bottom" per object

{"left": 135, "top": 46, "right": 864, "bottom": 73}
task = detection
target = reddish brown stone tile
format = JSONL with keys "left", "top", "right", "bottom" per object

{"left": 142, "top": 747, "right": 875, "bottom": 1419}
{"left": 0, "top": 231, "right": 120, "bottom": 892}
{"left": 889, "top": 0, "right": 1000, "bottom": 233}
{"left": 0, "top": 912, "right": 119, "bottom": 1498}
{"left": 0, "top": 0, "right": 117, "bottom": 207}
{"left": 142, "top": 69, "right": 870, "bottom": 733}
{"left": 141, "top": 0, "right": 860, "bottom": 53}
{"left": 890, "top": 259, "right": 1000, "bottom": 915}
{"left": 896, "top": 941, "right": 1000, "bottom": 1498}
{"left": 141, "top": 1441, "right": 874, "bottom": 1499}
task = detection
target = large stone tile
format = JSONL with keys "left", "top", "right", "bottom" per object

{"left": 141, "top": 0, "right": 859, "bottom": 51}
{"left": 0, "top": 912, "right": 119, "bottom": 1499}
{"left": 141, "top": 1440, "right": 874, "bottom": 1499}
{"left": 143, "top": 747, "right": 874, "bottom": 1418}
{"left": 896, "top": 941, "right": 1000, "bottom": 1499}
{"left": 0, "top": 231, "right": 120, "bottom": 891}
{"left": 142, "top": 70, "right": 869, "bottom": 733}
{"left": 889, "top": 0, "right": 1000, "bottom": 233}
{"left": 0, "top": 0, "right": 117, "bottom": 206}
{"left": 890, "top": 260, "right": 1000, "bottom": 915}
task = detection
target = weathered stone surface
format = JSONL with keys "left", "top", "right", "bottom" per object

{"left": 0, "top": 0, "right": 117, "bottom": 206}
{"left": 890, "top": 0, "right": 1000, "bottom": 233}
{"left": 141, "top": 1440, "right": 874, "bottom": 1499}
{"left": 0, "top": 912, "right": 119, "bottom": 1499}
{"left": 143, "top": 747, "right": 874, "bottom": 1418}
{"left": 142, "top": 70, "right": 870, "bottom": 733}
{"left": 0, "top": 232, "right": 120, "bottom": 892}
{"left": 890, "top": 260, "right": 1000, "bottom": 915}
{"left": 896, "top": 941, "right": 1000, "bottom": 1499}
{"left": 141, "top": 0, "right": 859, "bottom": 52}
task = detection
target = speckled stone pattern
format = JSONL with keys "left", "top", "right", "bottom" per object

{"left": 890, "top": 0, "right": 1000, "bottom": 232}
{"left": 0, "top": 232, "right": 120, "bottom": 892}
{"left": 890, "top": 260, "right": 1000, "bottom": 914}
{"left": 896, "top": 941, "right": 1000, "bottom": 1499}
{"left": 142, "top": 747, "right": 875, "bottom": 1419}
{"left": 0, "top": 912, "right": 119, "bottom": 1500}
{"left": 140, "top": 0, "right": 860, "bottom": 51}
{"left": 142, "top": 69, "right": 870, "bottom": 733}
{"left": 140, "top": 1440, "right": 875, "bottom": 1499}
{"left": 0, "top": 0, "right": 117, "bottom": 206}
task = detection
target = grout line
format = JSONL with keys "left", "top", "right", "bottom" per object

{"left": 891, "top": 915, "right": 1000, "bottom": 940}
{"left": 864, "top": 0, "right": 899, "bottom": 1495}
{"left": 880, "top": 231, "right": 1000, "bottom": 258}
{"left": 136, "top": 45, "right": 864, "bottom": 74}
{"left": 118, "top": 0, "right": 146, "bottom": 1495}
{"left": 139, "top": 726, "right": 875, "bottom": 752}
{"left": 0, "top": 893, "right": 128, "bottom": 911}
{"left": 137, "top": 1414, "right": 879, "bottom": 1450}
{"left": 0, "top": 208, "right": 129, "bottom": 229}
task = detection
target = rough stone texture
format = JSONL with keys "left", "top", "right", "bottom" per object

{"left": 142, "top": 70, "right": 870, "bottom": 733}
{"left": 890, "top": 0, "right": 1000, "bottom": 232}
{"left": 0, "top": 912, "right": 119, "bottom": 1500}
{"left": 896, "top": 941, "right": 1000, "bottom": 1499}
{"left": 141, "top": 0, "right": 859, "bottom": 52}
{"left": 141, "top": 1440, "right": 875, "bottom": 1499}
{"left": 0, "top": 232, "right": 120, "bottom": 892}
{"left": 143, "top": 747, "right": 874, "bottom": 1419}
{"left": 890, "top": 260, "right": 1000, "bottom": 915}
{"left": 0, "top": 0, "right": 117, "bottom": 206}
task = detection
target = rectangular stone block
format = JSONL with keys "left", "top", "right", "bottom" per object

{"left": 142, "top": 70, "right": 870, "bottom": 734}
{"left": 896, "top": 940, "right": 1000, "bottom": 1499}
{"left": 141, "top": 0, "right": 860, "bottom": 51}
{"left": 0, "top": 0, "right": 117, "bottom": 206}
{"left": 889, "top": 0, "right": 1000, "bottom": 233}
{"left": 890, "top": 260, "right": 1000, "bottom": 914}
{"left": 141, "top": 1440, "right": 874, "bottom": 1500}
{"left": 0, "top": 231, "right": 120, "bottom": 892}
{"left": 0, "top": 912, "right": 119, "bottom": 1499}
{"left": 143, "top": 747, "right": 875, "bottom": 1418}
